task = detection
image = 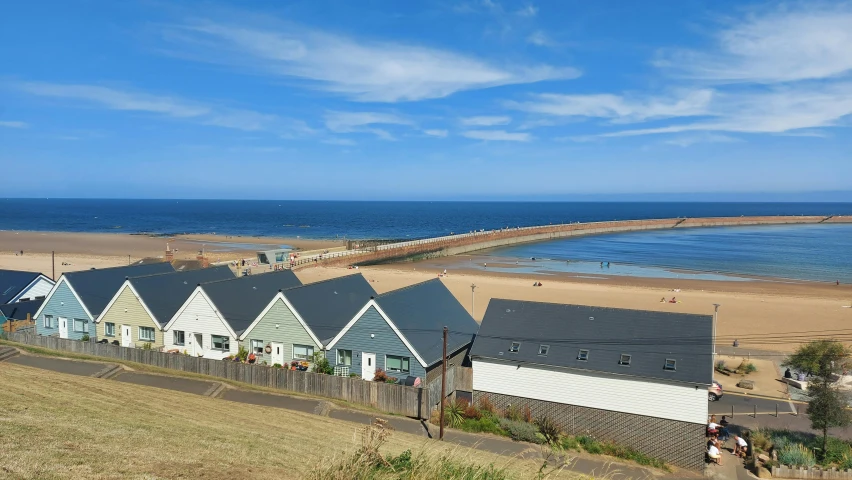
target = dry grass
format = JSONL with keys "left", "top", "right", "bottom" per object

{"left": 0, "top": 364, "right": 591, "bottom": 480}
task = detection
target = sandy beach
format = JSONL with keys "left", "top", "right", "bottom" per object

{"left": 2, "top": 231, "right": 849, "bottom": 353}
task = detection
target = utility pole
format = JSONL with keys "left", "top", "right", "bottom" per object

{"left": 712, "top": 303, "right": 721, "bottom": 375}
{"left": 440, "top": 326, "right": 448, "bottom": 441}
{"left": 51, "top": 251, "right": 55, "bottom": 280}
{"left": 470, "top": 283, "right": 477, "bottom": 318}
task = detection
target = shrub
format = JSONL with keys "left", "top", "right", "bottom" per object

{"left": 503, "top": 404, "right": 523, "bottom": 422}
{"left": 372, "top": 369, "right": 389, "bottom": 382}
{"left": 560, "top": 435, "right": 580, "bottom": 451}
{"left": 349, "top": 373, "right": 360, "bottom": 378}
{"left": 272, "top": 363, "right": 282, "bottom": 369}
{"left": 578, "top": 435, "right": 603, "bottom": 454}
{"left": 478, "top": 396, "right": 495, "bottom": 415}
{"left": 458, "top": 416, "right": 505, "bottom": 436}
{"left": 778, "top": 443, "right": 816, "bottom": 467}
{"left": 237, "top": 345, "right": 249, "bottom": 362}
{"left": 499, "top": 418, "right": 543, "bottom": 444}
{"left": 715, "top": 360, "right": 727, "bottom": 371}
{"left": 444, "top": 400, "right": 466, "bottom": 428}
{"left": 822, "top": 437, "right": 852, "bottom": 466}
{"left": 535, "top": 416, "right": 562, "bottom": 445}
{"left": 81, "top": 334, "right": 90, "bottom": 342}
{"left": 744, "top": 362, "right": 758, "bottom": 374}
{"left": 750, "top": 429, "right": 773, "bottom": 452}
{"left": 522, "top": 405, "right": 533, "bottom": 423}
{"left": 311, "top": 351, "right": 334, "bottom": 375}
{"left": 463, "top": 403, "right": 482, "bottom": 420}
{"left": 142, "top": 342, "right": 152, "bottom": 350}
{"left": 385, "top": 377, "right": 398, "bottom": 384}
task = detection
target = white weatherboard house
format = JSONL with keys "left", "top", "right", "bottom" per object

{"left": 0, "top": 269, "right": 55, "bottom": 304}
{"left": 470, "top": 299, "right": 713, "bottom": 471}
{"left": 162, "top": 270, "right": 302, "bottom": 359}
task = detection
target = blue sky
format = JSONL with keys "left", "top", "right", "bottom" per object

{"left": 1, "top": 0, "right": 851, "bottom": 200}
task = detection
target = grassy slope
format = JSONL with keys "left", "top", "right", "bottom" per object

{"left": 0, "top": 363, "right": 576, "bottom": 480}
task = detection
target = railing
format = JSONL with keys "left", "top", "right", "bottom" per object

{"left": 8, "top": 332, "right": 428, "bottom": 419}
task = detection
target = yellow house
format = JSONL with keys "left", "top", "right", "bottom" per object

{"left": 96, "top": 266, "right": 234, "bottom": 349}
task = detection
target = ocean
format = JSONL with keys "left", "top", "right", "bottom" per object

{"left": 3, "top": 199, "right": 851, "bottom": 282}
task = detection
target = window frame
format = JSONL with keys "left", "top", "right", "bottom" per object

{"left": 538, "top": 344, "right": 549, "bottom": 356}
{"left": 337, "top": 349, "right": 352, "bottom": 366}
{"left": 577, "top": 349, "right": 589, "bottom": 361}
{"left": 173, "top": 330, "right": 185, "bottom": 346}
{"left": 104, "top": 322, "right": 116, "bottom": 337}
{"left": 138, "top": 326, "right": 155, "bottom": 342}
{"left": 664, "top": 358, "right": 677, "bottom": 371}
{"left": 385, "top": 354, "right": 411, "bottom": 373}
{"left": 72, "top": 318, "right": 86, "bottom": 333}
{"left": 250, "top": 339, "right": 264, "bottom": 355}
{"left": 619, "top": 354, "right": 632, "bottom": 366}
{"left": 509, "top": 342, "right": 520, "bottom": 353}
{"left": 211, "top": 335, "right": 230, "bottom": 352}
{"left": 293, "top": 344, "right": 314, "bottom": 360}
{"left": 43, "top": 315, "right": 54, "bottom": 329}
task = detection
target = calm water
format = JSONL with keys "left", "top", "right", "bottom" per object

{"left": 483, "top": 224, "right": 852, "bottom": 283}
{"left": 2, "top": 199, "right": 851, "bottom": 282}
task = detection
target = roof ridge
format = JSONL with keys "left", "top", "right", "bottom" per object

{"left": 281, "top": 272, "right": 364, "bottom": 292}
{"left": 65, "top": 261, "right": 168, "bottom": 276}
{"left": 376, "top": 277, "right": 441, "bottom": 298}
{"left": 0, "top": 268, "right": 43, "bottom": 276}
{"left": 129, "top": 264, "right": 230, "bottom": 282}
{"left": 489, "top": 298, "right": 713, "bottom": 319}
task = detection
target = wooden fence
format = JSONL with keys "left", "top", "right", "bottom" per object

{"left": 9, "top": 332, "right": 429, "bottom": 419}
{"left": 2, "top": 318, "right": 35, "bottom": 334}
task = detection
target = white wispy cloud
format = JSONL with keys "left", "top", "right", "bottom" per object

{"left": 424, "top": 129, "right": 448, "bottom": 137}
{"left": 663, "top": 133, "right": 740, "bottom": 147}
{"left": 527, "top": 30, "right": 555, "bottom": 47}
{"left": 0, "top": 120, "right": 28, "bottom": 128}
{"left": 462, "top": 129, "right": 531, "bottom": 141}
{"left": 599, "top": 82, "right": 852, "bottom": 137}
{"left": 12, "top": 81, "right": 312, "bottom": 135}
{"left": 323, "top": 137, "right": 357, "bottom": 146}
{"left": 157, "top": 19, "right": 579, "bottom": 102}
{"left": 324, "top": 111, "right": 412, "bottom": 140}
{"left": 460, "top": 115, "right": 511, "bottom": 126}
{"left": 516, "top": 4, "right": 538, "bottom": 17}
{"left": 507, "top": 90, "right": 713, "bottom": 123}
{"left": 656, "top": 4, "right": 852, "bottom": 83}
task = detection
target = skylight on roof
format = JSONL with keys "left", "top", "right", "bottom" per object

{"left": 619, "top": 354, "right": 631, "bottom": 366}
{"left": 538, "top": 345, "right": 549, "bottom": 356}
{"left": 664, "top": 359, "right": 677, "bottom": 371}
{"left": 577, "top": 349, "right": 589, "bottom": 361}
{"left": 509, "top": 342, "right": 520, "bottom": 353}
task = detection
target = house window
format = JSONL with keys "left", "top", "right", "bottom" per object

{"left": 73, "top": 318, "right": 86, "bottom": 333}
{"left": 139, "top": 327, "right": 155, "bottom": 342}
{"left": 43, "top": 315, "right": 54, "bottom": 329}
{"left": 538, "top": 345, "right": 549, "bottom": 356}
{"left": 664, "top": 359, "right": 677, "bottom": 371}
{"left": 337, "top": 349, "right": 352, "bottom": 366}
{"left": 251, "top": 339, "right": 264, "bottom": 355}
{"left": 173, "top": 330, "right": 185, "bottom": 346}
{"left": 509, "top": 342, "right": 520, "bottom": 353}
{"left": 577, "top": 349, "right": 589, "bottom": 361}
{"left": 619, "top": 354, "right": 632, "bottom": 366}
{"left": 293, "top": 344, "right": 314, "bottom": 360}
{"left": 212, "top": 335, "right": 230, "bottom": 351}
{"left": 386, "top": 355, "right": 410, "bottom": 373}
{"left": 105, "top": 323, "right": 116, "bottom": 337}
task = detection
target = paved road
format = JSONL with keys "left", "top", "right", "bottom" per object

{"left": 113, "top": 371, "right": 217, "bottom": 396}
{"left": 7, "top": 355, "right": 108, "bottom": 377}
{"left": 710, "top": 392, "right": 797, "bottom": 417}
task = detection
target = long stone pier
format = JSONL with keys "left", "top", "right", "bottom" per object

{"left": 291, "top": 215, "right": 852, "bottom": 269}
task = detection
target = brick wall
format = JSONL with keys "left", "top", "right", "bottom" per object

{"left": 474, "top": 390, "right": 706, "bottom": 471}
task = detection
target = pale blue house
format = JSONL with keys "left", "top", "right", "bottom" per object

{"left": 324, "top": 279, "right": 479, "bottom": 383}
{"left": 34, "top": 262, "right": 174, "bottom": 340}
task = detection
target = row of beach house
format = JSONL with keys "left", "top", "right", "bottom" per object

{"left": 3, "top": 261, "right": 712, "bottom": 469}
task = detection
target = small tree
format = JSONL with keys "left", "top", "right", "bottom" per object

{"left": 311, "top": 351, "right": 334, "bottom": 375}
{"left": 784, "top": 340, "right": 852, "bottom": 457}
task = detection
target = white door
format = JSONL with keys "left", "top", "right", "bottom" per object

{"left": 192, "top": 333, "right": 203, "bottom": 356}
{"left": 121, "top": 325, "right": 132, "bottom": 347}
{"left": 270, "top": 342, "right": 284, "bottom": 366}
{"left": 58, "top": 317, "right": 68, "bottom": 339}
{"left": 362, "top": 352, "right": 376, "bottom": 381}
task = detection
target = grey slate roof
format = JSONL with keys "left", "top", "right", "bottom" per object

{"left": 471, "top": 299, "right": 713, "bottom": 386}
{"left": 127, "top": 266, "right": 235, "bottom": 327}
{"left": 1, "top": 299, "right": 44, "bottom": 321}
{"left": 63, "top": 262, "right": 175, "bottom": 318}
{"left": 282, "top": 273, "right": 377, "bottom": 345}
{"left": 0, "top": 269, "right": 44, "bottom": 304}
{"left": 375, "top": 279, "right": 479, "bottom": 367}
{"left": 202, "top": 270, "right": 302, "bottom": 335}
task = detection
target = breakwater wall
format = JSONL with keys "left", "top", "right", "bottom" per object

{"left": 292, "top": 215, "right": 852, "bottom": 269}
